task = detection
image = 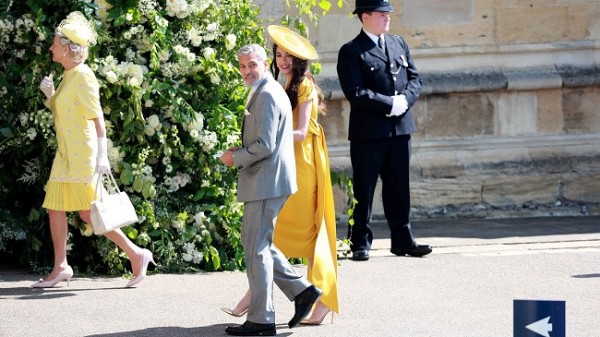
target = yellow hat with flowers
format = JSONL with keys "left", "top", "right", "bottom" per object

{"left": 267, "top": 25, "right": 318, "bottom": 61}
{"left": 57, "top": 11, "right": 97, "bottom": 47}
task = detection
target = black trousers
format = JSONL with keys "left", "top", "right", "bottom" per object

{"left": 348, "top": 135, "right": 415, "bottom": 251}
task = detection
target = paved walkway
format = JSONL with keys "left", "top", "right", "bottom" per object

{"left": 1, "top": 215, "right": 600, "bottom": 337}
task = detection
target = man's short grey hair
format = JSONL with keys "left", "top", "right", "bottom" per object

{"left": 237, "top": 44, "right": 267, "bottom": 62}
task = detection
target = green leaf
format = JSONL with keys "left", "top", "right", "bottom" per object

{"left": 0, "top": 127, "right": 14, "bottom": 139}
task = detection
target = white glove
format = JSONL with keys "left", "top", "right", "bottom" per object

{"left": 387, "top": 94, "right": 408, "bottom": 117}
{"left": 39, "top": 74, "right": 55, "bottom": 99}
{"left": 96, "top": 136, "right": 111, "bottom": 174}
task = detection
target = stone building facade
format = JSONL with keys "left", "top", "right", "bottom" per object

{"left": 256, "top": 0, "right": 600, "bottom": 219}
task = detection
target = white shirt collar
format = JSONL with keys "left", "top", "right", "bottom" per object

{"left": 363, "top": 29, "right": 384, "bottom": 46}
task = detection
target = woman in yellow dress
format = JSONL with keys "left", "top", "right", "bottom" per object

{"left": 32, "top": 12, "right": 154, "bottom": 288}
{"left": 222, "top": 25, "right": 338, "bottom": 324}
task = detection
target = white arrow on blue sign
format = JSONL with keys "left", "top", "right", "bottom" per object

{"left": 514, "top": 300, "right": 565, "bottom": 337}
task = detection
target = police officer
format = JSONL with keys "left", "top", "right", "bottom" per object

{"left": 337, "top": 0, "right": 432, "bottom": 261}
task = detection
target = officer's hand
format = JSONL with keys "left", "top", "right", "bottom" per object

{"left": 387, "top": 95, "right": 408, "bottom": 117}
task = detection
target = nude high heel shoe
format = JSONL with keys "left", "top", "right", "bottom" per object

{"left": 300, "top": 307, "right": 334, "bottom": 325}
{"left": 221, "top": 290, "right": 251, "bottom": 317}
{"left": 31, "top": 265, "right": 73, "bottom": 288}
{"left": 220, "top": 306, "right": 249, "bottom": 317}
{"left": 125, "top": 249, "right": 156, "bottom": 288}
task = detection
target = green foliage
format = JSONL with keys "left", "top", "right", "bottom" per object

{"left": 0, "top": 0, "right": 264, "bottom": 274}
{"left": 0, "top": 0, "right": 348, "bottom": 275}
{"left": 285, "top": 0, "right": 344, "bottom": 26}
{"left": 330, "top": 170, "right": 356, "bottom": 257}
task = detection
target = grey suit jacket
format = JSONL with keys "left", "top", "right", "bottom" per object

{"left": 233, "top": 74, "right": 297, "bottom": 202}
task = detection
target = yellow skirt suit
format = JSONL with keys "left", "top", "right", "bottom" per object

{"left": 42, "top": 64, "right": 102, "bottom": 211}
{"left": 273, "top": 78, "right": 339, "bottom": 313}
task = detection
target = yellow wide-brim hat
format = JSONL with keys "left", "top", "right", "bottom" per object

{"left": 267, "top": 25, "right": 318, "bottom": 61}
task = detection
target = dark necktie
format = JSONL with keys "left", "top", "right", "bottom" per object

{"left": 378, "top": 36, "right": 384, "bottom": 51}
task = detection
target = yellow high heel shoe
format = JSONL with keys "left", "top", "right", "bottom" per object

{"left": 31, "top": 266, "right": 73, "bottom": 288}
{"left": 126, "top": 249, "right": 156, "bottom": 287}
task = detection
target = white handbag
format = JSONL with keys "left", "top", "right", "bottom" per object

{"left": 90, "top": 172, "right": 139, "bottom": 235}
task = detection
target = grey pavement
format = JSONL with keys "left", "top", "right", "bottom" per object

{"left": 1, "top": 215, "right": 600, "bottom": 337}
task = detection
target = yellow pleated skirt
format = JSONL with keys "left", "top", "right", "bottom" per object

{"left": 42, "top": 181, "right": 96, "bottom": 212}
{"left": 274, "top": 127, "right": 339, "bottom": 314}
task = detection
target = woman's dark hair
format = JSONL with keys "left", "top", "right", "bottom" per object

{"left": 271, "top": 43, "right": 327, "bottom": 115}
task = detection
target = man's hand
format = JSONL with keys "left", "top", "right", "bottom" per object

{"left": 96, "top": 137, "right": 110, "bottom": 174}
{"left": 220, "top": 147, "right": 240, "bottom": 167}
{"left": 39, "top": 74, "right": 55, "bottom": 99}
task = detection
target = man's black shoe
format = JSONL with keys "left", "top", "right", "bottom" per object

{"left": 351, "top": 250, "right": 370, "bottom": 261}
{"left": 391, "top": 244, "right": 432, "bottom": 257}
{"left": 225, "top": 321, "right": 276, "bottom": 336}
{"left": 288, "top": 285, "right": 323, "bottom": 328}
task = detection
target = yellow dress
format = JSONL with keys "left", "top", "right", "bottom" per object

{"left": 274, "top": 78, "right": 339, "bottom": 313}
{"left": 42, "top": 64, "right": 102, "bottom": 212}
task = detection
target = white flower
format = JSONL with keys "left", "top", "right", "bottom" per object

{"left": 147, "top": 114, "right": 161, "bottom": 129}
{"left": 183, "top": 242, "right": 195, "bottom": 253}
{"left": 125, "top": 48, "right": 136, "bottom": 61}
{"left": 182, "top": 252, "right": 193, "bottom": 262}
{"left": 171, "top": 219, "right": 184, "bottom": 230}
{"left": 125, "top": 13, "right": 133, "bottom": 21}
{"left": 192, "top": 252, "right": 204, "bottom": 264}
{"left": 26, "top": 128, "right": 37, "bottom": 140}
{"left": 194, "top": 211, "right": 206, "bottom": 225}
{"left": 156, "top": 16, "right": 169, "bottom": 27}
{"left": 38, "top": 32, "right": 46, "bottom": 41}
{"left": 145, "top": 99, "right": 154, "bottom": 108}
{"left": 128, "top": 76, "right": 141, "bottom": 87}
{"left": 206, "top": 22, "right": 217, "bottom": 32}
{"left": 210, "top": 73, "right": 220, "bottom": 84}
{"left": 190, "top": 35, "right": 202, "bottom": 47}
{"left": 186, "top": 112, "right": 204, "bottom": 131}
{"left": 200, "top": 131, "right": 217, "bottom": 151}
{"left": 144, "top": 124, "right": 156, "bottom": 136}
{"left": 19, "top": 113, "right": 28, "bottom": 126}
{"left": 225, "top": 34, "right": 236, "bottom": 50}
{"left": 187, "top": 26, "right": 203, "bottom": 47}
{"left": 123, "top": 32, "right": 132, "bottom": 39}
{"left": 105, "top": 70, "right": 118, "bottom": 83}
{"left": 202, "top": 47, "right": 215, "bottom": 59}
{"left": 158, "top": 50, "right": 171, "bottom": 62}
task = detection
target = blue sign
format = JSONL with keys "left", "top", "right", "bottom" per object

{"left": 514, "top": 300, "right": 565, "bottom": 337}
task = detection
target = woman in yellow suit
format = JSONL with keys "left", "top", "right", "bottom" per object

{"left": 222, "top": 25, "right": 338, "bottom": 324}
{"left": 32, "top": 12, "right": 154, "bottom": 288}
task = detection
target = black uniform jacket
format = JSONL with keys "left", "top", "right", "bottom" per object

{"left": 337, "top": 30, "right": 422, "bottom": 141}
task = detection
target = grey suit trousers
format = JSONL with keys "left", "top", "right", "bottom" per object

{"left": 242, "top": 196, "right": 311, "bottom": 324}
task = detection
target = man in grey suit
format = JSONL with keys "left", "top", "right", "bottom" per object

{"left": 220, "top": 44, "right": 322, "bottom": 336}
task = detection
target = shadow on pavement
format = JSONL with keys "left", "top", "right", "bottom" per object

{"left": 347, "top": 215, "right": 600, "bottom": 240}
{"left": 86, "top": 324, "right": 293, "bottom": 337}
{"left": 572, "top": 273, "right": 600, "bottom": 279}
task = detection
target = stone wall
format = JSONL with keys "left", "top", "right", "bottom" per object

{"left": 255, "top": 0, "right": 600, "bottom": 219}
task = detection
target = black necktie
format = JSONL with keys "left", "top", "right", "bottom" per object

{"left": 378, "top": 36, "right": 384, "bottom": 51}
